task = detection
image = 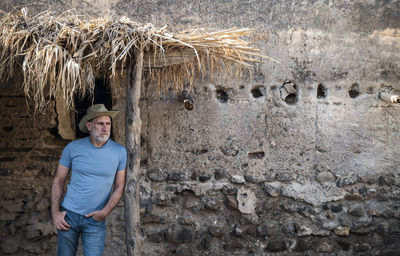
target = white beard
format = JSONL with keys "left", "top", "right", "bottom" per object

{"left": 91, "top": 130, "right": 110, "bottom": 143}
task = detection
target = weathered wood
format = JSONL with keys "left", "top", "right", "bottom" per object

{"left": 143, "top": 48, "right": 195, "bottom": 68}
{"left": 55, "top": 89, "right": 75, "bottom": 140}
{"left": 124, "top": 48, "right": 144, "bottom": 256}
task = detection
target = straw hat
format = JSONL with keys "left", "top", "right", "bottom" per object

{"left": 78, "top": 104, "right": 118, "bottom": 133}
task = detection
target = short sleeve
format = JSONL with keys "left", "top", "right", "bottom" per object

{"left": 59, "top": 143, "right": 72, "bottom": 168}
{"left": 117, "top": 146, "right": 127, "bottom": 171}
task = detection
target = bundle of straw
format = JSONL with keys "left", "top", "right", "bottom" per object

{"left": 0, "top": 8, "right": 274, "bottom": 111}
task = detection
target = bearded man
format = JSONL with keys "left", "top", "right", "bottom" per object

{"left": 51, "top": 104, "right": 127, "bottom": 256}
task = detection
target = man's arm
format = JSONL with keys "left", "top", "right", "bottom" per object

{"left": 85, "top": 169, "right": 126, "bottom": 221}
{"left": 51, "top": 163, "right": 71, "bottom": 230}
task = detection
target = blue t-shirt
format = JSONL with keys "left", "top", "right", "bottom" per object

{"left": 59, "top": 137, "right": 127, "bottom": 215}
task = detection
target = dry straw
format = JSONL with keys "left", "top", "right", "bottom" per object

{"left": 0, "top": 8, "right": 277, "bottom": 112}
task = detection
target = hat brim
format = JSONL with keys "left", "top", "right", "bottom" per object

{"left": 78, "top": 111, "right": 118, "bottom": 133}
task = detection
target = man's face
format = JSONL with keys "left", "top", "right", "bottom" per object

{"left": 87, "top": 115, "right": 111, "bottom": 143}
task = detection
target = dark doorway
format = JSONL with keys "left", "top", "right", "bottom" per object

{"left": 74, "top": 78, "right": 113, "bottom": 138}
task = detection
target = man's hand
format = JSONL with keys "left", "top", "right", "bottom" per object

{"left": 53, "top": 211, "right": 70, "bottom": 231}
{"left": 85, "top": 210, "right": 107, "bottom": 222}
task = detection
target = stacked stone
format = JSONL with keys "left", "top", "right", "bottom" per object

{"left": 141, "top": 166, "right": 400, "bottom": 255}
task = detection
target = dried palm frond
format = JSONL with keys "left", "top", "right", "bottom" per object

{"left": 0, "top": 8, "right": 277, "bottom": 112}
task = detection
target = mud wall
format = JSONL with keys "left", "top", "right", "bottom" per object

{"left": 0, "top": 0, "right": 399, "bottom": 255}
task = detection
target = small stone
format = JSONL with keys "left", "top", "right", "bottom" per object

{"left": 214, "top": 170, "right": 224, "bottom": 180}
{"left": 358, "top": 186, "right": 368, "bottom": 195}
{"left": 166, "top": 224, "right": 193, "bottom": 244}
{"left": 336, "top": 239, "right": 351, "bottom": 251}
{"left": 231, "top": 175, "right": 245, "bottom": 184}
{"left": 204, "top": 196, "right": 223, "bottom": 211}
{"left": 368, "top": 209, "right": 379, "bottom": 217}
{"left": 322, "top": 221, "right": 337, "bottom": 230}
{"left": 244, "top": 174, "right": 263, "bottom": 183}
{"left": 262, "top": 182, "right": 282, "bottom": 197}
{"left": 275, "top": 172, "right": 296, "bottom": 182}
{"left": 222, "top": 186, "right": 237, "bottom": 195}
{"left": 354, "top": 242, "right": 371, "bottom": 252}
{"left": 148, "top": 231, "right": 165, "bottom": 243}
{"left": 209, "top": 226, "right": 224, "bottom": 237}
{"left": 331, "top": 205, "right": 343, "bottom": 213}
{"left": 141, "top": 213, "right": 163, "bottom": 224}
{"left": 297, "top": 225, "right": 313, "bottom": 237}
{"left": 223, "top": 238, "right": 244, "bottom": 250}
{"left": 199, "top": 175, "right": 211, "bottom": 182}
{"left": 334, "top": 226, "right": 350, "bottom": 236}
{"left": 326, "top": 213, "right": 334, "bottom": 220}
{"left": 233, "top": 225, "right": 243, "bottom": 237}
{"left": 265, "top": 240, "right": 287, "bottom": 252}
{"left": 0, "top": 236, "right": 20, "bottom": 253}
{"left": 197, "top": 238, "right": 210, "bottom": 251}
{"left": 178, "top": 216, "right": 195, "bottom": 225}
{"left": 167, "top": 173, "right": 187, "bottom": 181}
{"left": 183, "top": 197, "right": 199, "bottom": 209}
{"left": 175, "top": 247, "right": 191, "bottom": 256}
{"left": 224, "top": 195, "right": 238, "bottom": 209}
{"left": 147, "top": 169, "right": 167, "bottom": 181}
{"left": 349, "top": 206, "right": 363, "bottom": 216}
{"left": 316, "top": 171, "right": 335, "bottom": 183}
{"left": 237, "top": 187, "right": 257, "bottom": 214}
{"left": 350, "top": 221, "right": 373, "bottom": 234}
{"left": 313, "top": 241, "right": 334, "bottom": 253}
{"left": 256, "top": 225, "right": 269, "bottom": 237}
{"left": 282, "top": 224, "right": 296, "bottom": 235}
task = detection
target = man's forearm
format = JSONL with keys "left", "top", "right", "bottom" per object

{"left": 100, "top": 186, "right": 124, "bottom": 217}
{"left": 51, "top": 179, "right": 65, "bottom": 216}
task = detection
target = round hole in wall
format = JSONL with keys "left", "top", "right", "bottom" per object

{"left": 251, "top": 87, "right": 264, "bottom": 98}
{"left": 348, "top": 83, "right": 360, "bottom": 98}
{"left": 216, "top": 89, "right": 228, "bottom": 103}
{"left": 317, "top": 83, "right": 327, "bottom": 98}
{"left": 285, "top": 93, "right": 298, "bottom": 105}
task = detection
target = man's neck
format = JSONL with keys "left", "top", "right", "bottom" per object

{"left": 89, "top": 136, "right": 108, "bottom": 148}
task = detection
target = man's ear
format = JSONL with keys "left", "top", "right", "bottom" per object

{"left": 86, "top": 121, "right": 92, "bottom": 132}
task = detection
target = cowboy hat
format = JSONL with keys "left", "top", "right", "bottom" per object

{"left": 78, "top": 104, "right": 118, "bottom": 133}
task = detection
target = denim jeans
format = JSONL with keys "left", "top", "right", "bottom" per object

{"left": 57, "top": 209, "right": 106, "bottom": 256}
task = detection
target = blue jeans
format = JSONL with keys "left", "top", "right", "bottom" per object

{"left": 57, "top": 209, "right": 106, "bottom": 256}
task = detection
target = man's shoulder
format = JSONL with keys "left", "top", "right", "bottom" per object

{"left": 107, "top": 139, "right": 126, "bottom": 151}
{"left": 65, "top": 137, "right": 88, "bottom": 148}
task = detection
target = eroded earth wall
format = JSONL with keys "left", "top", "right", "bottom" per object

{"left": 0, "top": 0, "right": 399, "bottom": 255}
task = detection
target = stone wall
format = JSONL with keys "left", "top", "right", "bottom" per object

{"left": 0, "top": 0, "right": 399, "bottom": 255}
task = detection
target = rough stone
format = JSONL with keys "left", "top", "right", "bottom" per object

{"left": 224, "top": 195, "right": 238, "bottom": 209}
{"left": 256, "top": 225, "right": 269, "bottom": 237}
{"left": 244, "top": 174, "right": 263, "bottom": 183}
{"left": 297, "top": 225, "right": 313, "bottom": 237}
{"left": 334, "top": 226, "right": 350, "bottom": 236}
{"left": 231, "top": 175, "right": 245, "bottom": 184}
{"left": 262, "top": 182, "right": 282, "bottom": 197}
{"left": 167, "top": 173, "right": 187, "bottom": 181}
{"left": 282, "top": 182, "right": 345, "bottom": 205}
{"left": 331, "top": 204, "right": 343, "bottom": 213}
{"left": 166, "top": 224, "right": 193, "bottom": 244}
{"left": 349, "top": 206, "right": 364, "bottom": 216}
{"left": 148, "top": 231, "right": 165, "bottom": 243}
{"left": 265, "top": 240, "right": 287, "bottom": 252}
{"left": 316, "top": 171, "right": 335, "bottom": 183}
{"left": 237, "top": 187, "right": 257, "bottom": 214}
{"left": 147, "top": 169, "right": 167, "bottom": 181}
{"left": 208, "top": 226, "right": 224, "bottom": 237}
{"left": 204, "top": 196, "right": 223, "bottom": 211}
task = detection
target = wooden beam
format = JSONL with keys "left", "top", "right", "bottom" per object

{"left": 143, "top": 48, "right": 195, "bottom": 68}
{"left": 125, "top": 48, "right": 144, "bottom": 256}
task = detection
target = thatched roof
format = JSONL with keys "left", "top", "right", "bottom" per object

{"left": 0, "top": 8, "right": 275, "bottom": 111}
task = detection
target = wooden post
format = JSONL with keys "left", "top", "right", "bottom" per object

{"left": 125, "top": 48, "right": 144, "bottom": 256}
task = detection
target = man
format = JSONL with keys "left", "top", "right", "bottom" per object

{"left": 51, "top": 104, "right": 127, "bottom": 256}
